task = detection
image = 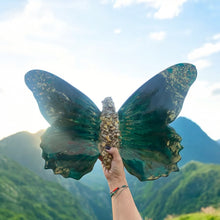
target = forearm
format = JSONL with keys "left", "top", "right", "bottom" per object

{"left": 108, "top": 179, "right": 142, "bottom": 220}
{"left": 101, "top": 147, "right": 142, "bottom": 220}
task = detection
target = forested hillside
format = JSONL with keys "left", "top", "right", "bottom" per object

{"left": 133, "top": 161, "right": 220, "bottom": 219}
{"left": 0, "top": 154, "right": 90, "bottom": 220}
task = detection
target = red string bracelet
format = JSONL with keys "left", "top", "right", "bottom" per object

{"left": 110, "top": 185, "right": 128, "bottom": 197}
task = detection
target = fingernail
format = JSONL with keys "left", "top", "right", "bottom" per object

{"left": 105, "top": 146, "right": 111, "bottom": 150}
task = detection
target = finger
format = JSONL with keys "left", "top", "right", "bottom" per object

{"left": 105, "top": 147, "right": 121, "bottom": 161}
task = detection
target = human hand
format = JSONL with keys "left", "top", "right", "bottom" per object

{"left": 99, "top": 147, "right": 127, "bottom": 191}
{"left": 99, "top": 147, "right": 142, "bottom": 220}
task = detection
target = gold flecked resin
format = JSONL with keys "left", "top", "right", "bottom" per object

{"left": 99, "top": 97, "right": 120, "bottom": 169}
{"left": 25, "top": 63, "right": 197, "bottom": 181}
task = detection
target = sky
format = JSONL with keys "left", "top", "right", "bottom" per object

{"left": 0, "top": 0, "right": 220, "bottom": 140}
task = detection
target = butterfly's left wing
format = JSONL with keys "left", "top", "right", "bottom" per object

{"left": 118, "top": 63, "right": 197, "bottom": 181}
{"left": 25, "top": 70, "right": 101, "bottom": 179}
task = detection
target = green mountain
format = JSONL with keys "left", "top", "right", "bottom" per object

{"left": 132, "top": 161, "right": 220, "bottom": 220}
{"left": 171, "top": 117, "right": 220, "bottom": 166}
{"left": 0, "top": 154, "right": 90, "bottom": 220}
{"left": 1, "top": 117, "right": 220, "bottom": 220}
{"left": 0, "top": 131, "right": 112, "bottom": 220}
{"left": 0, "top": 130, "right": 53, "bottom": 180}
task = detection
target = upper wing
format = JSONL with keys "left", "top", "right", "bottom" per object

{"left": 25, "top": 70, "right": 101, "bottom": 179}
{"left": 118, "top": 63, "right": 197, "bottom": 181}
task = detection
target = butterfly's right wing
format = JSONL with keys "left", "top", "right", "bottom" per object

{"left": 25, "top": 70, "right": 101, "bottom": 179}
{"left": 118, "top": 63, "right": 197, "bottom": 181}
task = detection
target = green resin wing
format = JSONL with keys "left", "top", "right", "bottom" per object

{"left": 25, "top": 70, "right": 101, "bottom": 179}
{"left": 118, "top": 63, "right": 197, "bottom": 181}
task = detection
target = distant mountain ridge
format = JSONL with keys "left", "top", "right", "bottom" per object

{"left": 171, "top": 117, "right": 220, "bottom": 166}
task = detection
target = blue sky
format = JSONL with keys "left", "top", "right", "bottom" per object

{"left": 0, "top": 0, "right": 220, "bottom": 140}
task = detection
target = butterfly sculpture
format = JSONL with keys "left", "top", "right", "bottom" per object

{"left": 25, "top": 63, "right": 197, "bottom": 181}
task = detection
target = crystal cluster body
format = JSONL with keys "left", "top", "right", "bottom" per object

{"left": 99, "top": 97, "right": 120, "bottom": 169}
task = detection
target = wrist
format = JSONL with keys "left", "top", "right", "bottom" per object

{"left": 108, "top": 177, "right": 128, "bottom": 191}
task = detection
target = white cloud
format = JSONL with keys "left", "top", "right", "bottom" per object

{"left": 113, "top": 0, "right": 188, "bottom": 19}
{"left": 153, "top": 0, "right": 188, "bottom": 19}
{"left": 149, "top": 31, "right": 166, "bottom": 40}
{"left": 187, "top": 33, "right": 220, "bottom": 70}
{"left": 0, "top": 0, "right": 77, "bottom": 73}
{"left": 0, "top": 0, "right": 68, "bottom": 52}
{"left": 191, "top": 59, "right": 211, "bottom": 70}
{"left": 114, "top": 28, "right": 122, "bottom": 34}
{"left": 213, "top": 33, "right": 220, "bottom": 40}
{"left": 188, "top": 42, "right": 220, "bottom": 60}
